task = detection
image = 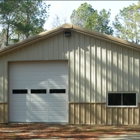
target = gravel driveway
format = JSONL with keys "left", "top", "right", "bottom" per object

{"left": 0, "top": 123, "right": 140, "bottom": 139}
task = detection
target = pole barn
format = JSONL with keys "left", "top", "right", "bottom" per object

{"left": 0, "top": 23, "right": 140, "bottom": 125}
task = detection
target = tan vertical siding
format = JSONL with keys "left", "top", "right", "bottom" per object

{"left": 0, "top": 56, "right": 3, "bottom": 102}
{"left": 79, "top": 34, "right": 85, "bottom": 102}
{"left": 69, "top": 33, "right": 75, "bottom": 102}
{"left": 117, "top": 46, "right": 123, "bottom": 91}
{"left": 69, "top": 103, "right": 140, "bottom": 125}
{"left": 112, "top": 44, "right": 117, "bottom": 91}
{"left": 101, "top": 41, "right": 106, "bottom": 102}
{"left": 90, "top": 38, "right": 96, "bottom": 102}
{"left": 74, "top": 33, "right": 80, "bottom": 102}
{"left": 128, "top": 50, "right": 133, "bottom": 91}
{"left": 0, "top": 103, "right": 8, "bottom": 123}
{"left": 106, "top": 42, "right": 112, "bottom": 92}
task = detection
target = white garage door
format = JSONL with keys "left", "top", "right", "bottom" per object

{"left": 9, "top": 61, "right": 68, "bottom": 123}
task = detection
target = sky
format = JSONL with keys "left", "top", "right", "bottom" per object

{"left": 44, "top": 1, "right": 138, "bottom": 30}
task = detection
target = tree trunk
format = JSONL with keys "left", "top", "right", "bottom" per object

{"left": 6, "top": 24, "right": 9, "bottom": 46}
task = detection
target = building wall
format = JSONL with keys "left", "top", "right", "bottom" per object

{"left": 0, "top": 30, "right": 140, "bottom": 124}
{"left": 69, "top": 103, "right": 140, "bottom": 125}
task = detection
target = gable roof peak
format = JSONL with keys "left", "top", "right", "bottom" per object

{"left": 62, "top": 23, "right": 73, "bottom": 29}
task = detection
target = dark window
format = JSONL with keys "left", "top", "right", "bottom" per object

{"left": 108, "top": 93, "right": 121, "bottom": 105}
{"left": 31, "top": 89, "right": 46, "bottom": 94}
{"left": 50, "top": 89, "right": 66, "bottom": 94}
{"left": 108, "top": 93, "right": 137, "bottom": 106}
{"left": 13, "top": 89, "right": 27, "bottom": 94}
{"left": 123, "top": 93, "right": 136, "bottom": 106}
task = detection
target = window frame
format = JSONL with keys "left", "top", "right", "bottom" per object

{"left": 107, "top": 92, "right": 138, "bottom": 107}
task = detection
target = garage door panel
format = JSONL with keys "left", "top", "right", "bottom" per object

{"left": 11, "top": 96, "right": 29, "bottom": 102}
{"left": 10, "top": 106, "right": 27, "bottom": 111}
{"left": 10, "top": 61, "right": 68, "bottom": 123}
{"left": 30, "top": 112, "right": 48, "bottom": 121}
{"left": 28, "top": 64, "right": 47, "bottom": 71}
{"left": 49, "top": 96, "right": 67, "bottom": 102}
{"left": 30, "top": 97, "right": 47, "bottom": 102}
{"left": 49, "top": 107, "right": 67, "bottom": 111}
{"left": 10, "top": 112, "right": 29, "bottom": 122}
{"left": 49, "top": 111, "right": 66, "bottom": 116}
{"left": 31, "top": 95, "right": 47, "bottom": 99}
{"left": 30, "top": 102, "right": 47, "bottom": 111}
{"left": 49, "top": 102, "right": 67, "bottom": 107}
{"left": 48, "top": 116, "right": 67, "bottom": 122}
{"left": 11, "top": 102, "right": 29, "bottom": 108}
{"left": 10, "top": 77, "right": 29, "bottom": 81}
{"left": 49, "top": 85, "right": 67, "bottom": 88}
{"left": 49, "top": 75, "right": 67, "bottom": 80}
{"left": 30, "top": 72, "right": 48, "bottom": 77}
{"left": 30, "top": 81, "right": 47, "bottom": 89}
{"left": 10, "top": 72, "right": 29, "bottom": 78}
{"left": 10, "top": 81, "right": 29, "bottom": 88}
{"left": 49, "top": 83, "right": 67, "bottom": 88}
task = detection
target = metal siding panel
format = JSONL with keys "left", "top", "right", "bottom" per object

{"left": 90, "top": 38, "right": 96, "bottom": 102}
{"left": 43, "top": 39, "right": 49, "bottom": 60}
{"left": 53, "top": 36, "right": 59, "bottom": 60}
{"left": 139, "top": 103, "right": 140, "bottom": 124}
{"left": 80, "top": 34, "right": 85, "bottom": 102}
{"left": 69, "top": 35, "right": 75, "bottom": 102}
{"left": 0, "top": 104, "right": 4, "bottom": 123}
{"left": 38, "top": 42, "right": 44, "bottom": 60}
{"left": 101, "top": 41, "right": 106, "bottom": 102}
{"left": 107, "top": 108, "right": 112, "bottom": 125}
{"left": 134, "top": 108, "right": 139, "bottom": 125}
{"left": 101, "top": 104, "right": 106, "bottom": 124}
{"left": 4, "top": 104, "right": 8, "bottom": 123}
{"left": 90, "top": 104, "right": 95, "bottom": 124}
{"left": 10, "top": 50, "right": 18, "bottom": 61}
{"left": 0, "top": 57, "right": 3, "bottom": 102}
{"left": 3, "top": 57, "right": 8, "bottom": 103}
{"left": 74, "top": 33, "right": 79, "bottom": 102}
{"left": 123, "top": 108, "right": 128, "bottom": 125}
{"left": 112, "top": 108, "right": 117, "bottom": 125}
{"left": 117, "top": 108, "right": 123, "bottom": 125}
{"left": 63, "top": 34, "right": 69, "bottom": 59}
{"left": 85, "top": 36, "right": 90, "bottom": 102}
{"left": 28, "top": 44, "right": 34, "bottom": 60}
{"left": 96, "top": 104, "right": 101, "bottom": 124}
{"left": 117, "top": 46, "right": 123, "bottom": 91}
{"left": 112, "top": 44, "right": 117, "bottom": 91}
{"left": 69, "top": 103, "right": 140, "bottom": 125}
{"left": 96, "top": 39, "right": 101, "bottom": 102}
{"left": 128, "top": 108, "right": 133, "bottom": 125}
{"left": 128, "top": 50, "right": 134, "bottom": 91}
{"left": 48, "top": 38, "right": 54, "bottom": 60}
{"left": 79, "top": 104, "right": 85, "bottom": 124}
{"left": 69, "top": 104, "right": 74, "bottom": 124}
{"left": 21, "top": 47, "right": 29, "bottom": 60}
{"left": 15, "top": 48, "right": 23, "bottom": 61}
{"left": 106, "top": 43, "right": 112, "bottom": 92}
{"left": 74, "top": 104, "right": 79, "bottom": 124}
{"left": 58, "top": 34, "right": 63, "bottom": 59}
{"left": 85, "top": 104, "right": 90, "bottom": 124}
{"left": 134, "top": 52, "right": 139, "bottom": 95}
{"left": 123, "top": 48, "right": 128, "bottom": 91}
